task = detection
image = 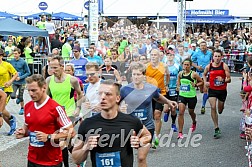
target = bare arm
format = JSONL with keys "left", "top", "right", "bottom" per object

{"left": 42, "top": 66, "right": 46, "bottom": 78}
{"left": 114, "top": 69, "right": 122, "bottom": 84}
{"left": 203, "top": 64, "right": 210, "bottom": 84}
{"left": 5, "top": 72, "right": 18, "bottom": 87}
{"left": 192, "top": 71, "right": 204, "bottom": 87}
{"left": 72, "top": 139, "right": 90, "bottom": 164}
{"left": 70, "top": 76, "right": 84, "bottom": 109}
{"left": 154, "top": 94, "right": 178, "bottom": 109}
{"left": 138, "top": 125, "right": 152, "bottom": 146}
{"left": 165, "top": 65, "right": 170, "bottom": 86}
{"left": 223, "top": 63, "right": 231, "bottom": 83}
{"left": 51, "top": 124, "right": 75, "bottom": 141}
{"left": 34, "top": 124, "right": 75, "bottom": 144}
{"left": 45, "top": 76, "right": 51, "bottom": 95}
{"left": 176, "top": 72, "right": 182, "bottom": 90}
{"left": 0, "top": 90, "right": 7, "bottom": 112}
{"left": 16, "top": 124, "right": 29, "bottom": 139}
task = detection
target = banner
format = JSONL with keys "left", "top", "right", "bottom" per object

{"left": 186, "top": 10, "right": 229, "bottom": 16}
{"left": 89, "top": 2, "right": 99, "bottom": 44}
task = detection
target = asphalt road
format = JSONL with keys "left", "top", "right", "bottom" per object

{"left": 0, "top": 75, "right": 249, "bottom": 167}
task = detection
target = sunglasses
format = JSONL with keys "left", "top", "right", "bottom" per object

{"left": 86, "top": 72, "right": 96, "bottom": 77}
{"left": 73, "top": 51, "right": 79, "bottom": 52}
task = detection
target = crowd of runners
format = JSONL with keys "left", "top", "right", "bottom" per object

{"left": 1, "top": 14, "right": 252, "bottom": 167}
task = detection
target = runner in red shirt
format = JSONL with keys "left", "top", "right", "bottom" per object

{"left": 203, "top": 49, "right": 231, "bottom": 139}
{"left": 16, "top": 74, "right": 75, "bottom": 167}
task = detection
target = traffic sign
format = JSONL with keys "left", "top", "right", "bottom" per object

{"left": 38, "top": 2, "right": 48, "bottom": 11}
{"left": 84, "top": 1, "right": 89, "bottom": 10}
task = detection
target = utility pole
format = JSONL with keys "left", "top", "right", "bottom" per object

{"left": 176, "top": 0, "right": 186, "bottom": 40}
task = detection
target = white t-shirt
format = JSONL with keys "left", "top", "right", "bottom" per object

{"left": 86, "top": 79, "right": 101, "bottom": 106}
{"left": 45, "top": 22, "right": 55, "bottom": 35}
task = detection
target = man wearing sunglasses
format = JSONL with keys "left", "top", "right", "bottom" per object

{"left": 83, "top": 62, "right": 104, "bottom": 117}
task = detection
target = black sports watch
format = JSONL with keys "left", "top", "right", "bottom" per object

{"left": 47, "top": 134, "right": 51, "bottom": 142}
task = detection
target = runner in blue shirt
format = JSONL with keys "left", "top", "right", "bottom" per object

{"left": 70, "top": 45, "right": 89, "bottom": 83}
{"left": 163, "top": 52, "right": 182, "bottom": 132}
{"left": 87, "top": 47, "right": 103, "bottom": 68}
{"left": 191, "top": 41, "right": 212, "bottom": 114}
{"left": 120, "top": 62, "right": 177, "bottom": 153}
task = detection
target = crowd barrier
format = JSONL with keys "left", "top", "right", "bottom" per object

{"left": 3, "top": 50, "right": 251, "bottom": 75}
{"left": 3, "top": 55, "right": 71, "bottom": 75}
{"left": 223, "top": 49, "right": 251, "bottom": 72}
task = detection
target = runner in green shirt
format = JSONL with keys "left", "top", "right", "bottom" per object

{"left": 62, "top": 37, "right": 74, "bottom": 60}
{"left": 177, "top": 58, "right": 203, "bottom": 139}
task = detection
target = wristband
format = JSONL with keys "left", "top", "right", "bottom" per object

{"left": 0, "top": 112, "right": 2, "bottom": 117}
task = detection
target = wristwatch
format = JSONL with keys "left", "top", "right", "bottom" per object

{"left": 0, "top": 112, "right": 3, "bottom": 117}
{"left": 47, "top": 134, "right": 51, "bottom": 142}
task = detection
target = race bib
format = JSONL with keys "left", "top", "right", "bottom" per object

{"left": 169, "top": 88, "right": 177, "bottom": 96}
{"left": 180, "top": 85, "right": 190, "bottom": 92}
{"left": 75, "top": 69, "right": 84, "bottom": 76}
{"left": 214, "top": 79, "right": 224, "bottom": 86}
{"left": 96, "top": 151, "right": 121, "bottom": 167}
{"left": 133, "top": 109, "right": 147, "bottom": 121}
{"left": 170, "top": 75, "right": 177, "bottom": 80}
{"left": 29, "top": 132, "right": 44, "bottom": 147}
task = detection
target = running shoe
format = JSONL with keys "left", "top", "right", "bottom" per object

{"left": 19, "top": 108, "right": 24, "bottom": 115}
{"left": 191, "top": 122, "right": 197, "bottom": 132}
{"left": 177, "top": 132, "right": 183, "bottom": 139}
{"left": 240, "top": 132, "right": 246, "bottom": 139}
{"left": 8, "top": 116, "right": 17, "bottom": 136}
{"left": 16, "top": 98, "right": 21, "bottom": 104}
{"left": 201, "top": 107, "right": 205, "bottom": 114}
{"left": 214, "top": 128, "right": 221, "bottom": 139}
{"left": 164, "top": 113, "right": 169, "bottom": 122}
{"left": 171, "top": 123, "right": 178, "bottom": 132}
{"left": 152, "top": 138, "right": 159, "bottom": 149}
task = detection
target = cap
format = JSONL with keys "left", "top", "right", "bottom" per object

{"left": 67, "top": 37, "right": 74, "bottom": 41}
{"left": 191, "top": 43, "right": 196, "bottom": 47}
{"left": 73, "top": 45, "right": 81, "bottom": 52}
{"left": 168, "top": 45, "right": 175, "bottom": 50}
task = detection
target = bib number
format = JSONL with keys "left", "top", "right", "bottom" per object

{"left": 169, "top": 89, "right": 177, "bottom": 96}
{"left": 96, "top": 151, "right": 121, "bottom": 167}
{"left": 170, "top": 75, "right": 177, "bottom": 80}
{"left": 75, "top": 69, "right": 84, "bottom": 76}
{"left": 29, "top": 132, "right": 44, "bottom": 147}
{"left": 180, "top": 85, "right": 190, "bottom": 92}
{"left": 214, "top": 79, "right": 224, "bottom": 86}
{"left": 133, "top": 109, "right": 147, "bottom": 121}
